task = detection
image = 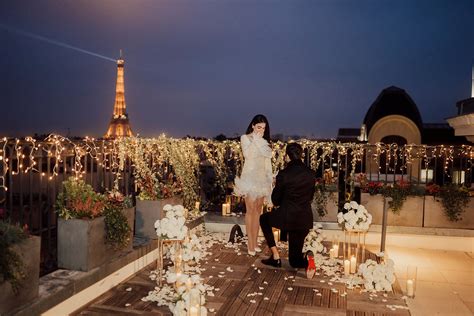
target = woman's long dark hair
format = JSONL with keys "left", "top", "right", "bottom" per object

{"left": 245, "top": 114, "right": 270, "bottom": 142}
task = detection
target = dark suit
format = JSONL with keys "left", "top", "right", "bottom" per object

{"left": 260, "top": 159, "right": 316, "bottom": 268}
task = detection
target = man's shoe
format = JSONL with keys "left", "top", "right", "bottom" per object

{"left": 261, "top": 255, "right": 282, "bottom": 268}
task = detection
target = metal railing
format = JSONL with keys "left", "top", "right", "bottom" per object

{"left": 0, "top": 138, "right": 472, "bottom": 275}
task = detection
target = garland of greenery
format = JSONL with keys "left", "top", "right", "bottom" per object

{"left": 437, "top": 184, "right": 470, "bottom": 222}
{"left": 0, "top": 221, "right": 27, "bottom": 294}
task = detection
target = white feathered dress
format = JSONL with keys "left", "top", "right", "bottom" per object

{"left": 233, "top": 134, "right": 273, "bottom": 204}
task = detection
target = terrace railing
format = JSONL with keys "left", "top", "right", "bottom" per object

{"left": 0, "top": 136, "right": 472, "bottom": 274}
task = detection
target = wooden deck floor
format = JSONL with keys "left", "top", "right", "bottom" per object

{"left": 73, "top": 238, "right": 410, "bottom": 316}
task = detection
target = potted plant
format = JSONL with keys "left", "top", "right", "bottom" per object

{"left": 135, "top": 173, "right": 183, "bottom": 240}
{"left": 0, "top": 222, "right": 41, "bottom": 315}
{"left": 56, "top": 177, "right": 134, "bottom": 271}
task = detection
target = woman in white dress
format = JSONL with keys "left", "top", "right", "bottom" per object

{"left": 234, "top": 114, "right": 273, "bottom": 255}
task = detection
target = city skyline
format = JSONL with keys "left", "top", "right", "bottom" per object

{"left": 1, "top": 0, "right": 473, "bottom": 139}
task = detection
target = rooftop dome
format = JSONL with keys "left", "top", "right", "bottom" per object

{"left": 363, "top": 86, "right": 423, "bottom": 134}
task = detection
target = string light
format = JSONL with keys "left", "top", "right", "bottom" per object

{"left": 0, "top": 134, "right": 472, "bottom": 201}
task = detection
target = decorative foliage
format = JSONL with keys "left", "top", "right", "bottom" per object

{"left": 358, "top": 259, "right": 395, "bottom": 292}
{"left": 103, "top": 190, "right": 133, "bottom": 249}
{"left": 56, "top": 177, "right": 106, "bottom": 219}
{"left": 337, "top": 201, "right": 372, "bottom": 231}
{"left": 362, "top": 181, "right": 384, "bottom": 195}
{"left": 311, "top": 181, "right": 336, "bottom": 218}
{"left": 436, "top": 184, "right": 470, "bottom": 222}
{"left": 381, "top": 180, "right": 421, "bottom": 214}
{"left": 155, "top": 204, "right": 188, "bottom": 240}
{"left": 0, "top": 221, "right": 28, "bottom": 294}
{"left": 302, "top": 223, "right": 326, "bottom": 254}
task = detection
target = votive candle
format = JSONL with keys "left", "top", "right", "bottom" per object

{"left": 350, "top": 256, "right": 357, "bottom": 274}
{"left": 344, "top": 260, "right": 350, "bottom": 276}
{"left": 406, "top": 279, "right": 414, "bottom": 297}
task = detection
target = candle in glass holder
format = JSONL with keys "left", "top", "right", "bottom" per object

{"left": 189, "top": 306, "right": 199, "bottom": 316}
{"left": 226, "top": 203, "right": 231, "bottom": 215}
{"left": 344, "top": 259, "right": 350, "bottom": 276}
{"left": 333, "top": 245, "right": 339, "bottom": 258}
{"left": 222, "top": 203, "right": 227, "bottom": 216}
{"left": 406, "top": 279, "right": 414, "bottom": 297}
{"left": 185, "top": 278, "right": 192, "bottom": 290}
{"left": 175, "top": 272, "right": 183, "bottom": 288}
{"left": 195, "top": 201, "right": 200, "bottom": 211}
{"left": 329, "top": 248, "right": 335, "bottom": 259}
{"left": 350, "top": 256, "right": 357, "bottom": 273}
{"left": 406, "top": 265, "right": 417, "bottom": 298}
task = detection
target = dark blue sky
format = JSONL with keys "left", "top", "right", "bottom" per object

{"left": 1, "top": 0, "right": 473, "bottom": 138}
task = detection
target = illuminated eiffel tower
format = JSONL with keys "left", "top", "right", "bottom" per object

{"left": 104, "top": 51, "right": 133, "bottom": 138}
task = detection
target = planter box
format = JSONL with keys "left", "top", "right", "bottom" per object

{"left": 58, "top": 207, "right": 135, "bottom": 271}
{"left": 0, "top": 235, "right": 41, "bottom": 315}
{"left": 424, "top": 196, "right": 474, "bottom": 229}
{"left": 360, "top": 193, "right": 424, "bottom": 227}
{"left": 312, "top": 192, "right": 339, "bottom": 222}
{"left": 135, "top": 196, "right": 183, "bottom": 240}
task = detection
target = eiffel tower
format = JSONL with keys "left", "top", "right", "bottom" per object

{"left": 104, "top": 51, "right": 133, "bottom": 138}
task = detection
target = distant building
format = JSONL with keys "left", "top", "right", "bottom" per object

{"left": 337, "top": 86, "right": 468, "bottom": 146}
{"left": 337, "top": 84, "right": 470, "bottom": 183}
{"left": 104, "top": 53, "right": 133, "bottom": 138}
{"left": 447, "top": 66, "right": 474, "bottom": 142}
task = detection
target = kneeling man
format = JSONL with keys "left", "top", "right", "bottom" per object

{"left": 259, "top": 143, "right": 316, "bottom": 273}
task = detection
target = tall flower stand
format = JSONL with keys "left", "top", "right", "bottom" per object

{"left": 157, "top": 238, "right": 184, "bottom": 286}
{"left": 343, "top": 229, "right": 368, "bottom": 273}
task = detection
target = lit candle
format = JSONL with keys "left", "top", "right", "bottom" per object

{"left": 189, "top": 306, "right": 199, "bottom": 316}
{"left": 333, "top": 245, "right": 339, "bottom": 258}
{"left": 344, "top": 259, "right": 350, "bottom": 276}
{"left": 273, "top": 230, "right": 280, "bottom": 243}
{"left": 350, "top": 256, "right": 357, "bottom": 274}
{"left": 226, "top": 203, "right": 231, "bottom": 215}
{"left": 185, "top": 278, "right": 192, "bottom": 290}
{"left": 175, "top": 272, "right": 183, "bottom": 288}
{"left": 406, "top": 279, "right": 414, "bottom": 297}
{"left": 329, "top": 248, "right": 335, "bottom": 259}
{"left": 195, "top": 201, "right": 200, "bottom": 210}
{"left": 222, "top": 203, "right": 227, "bottom": 216}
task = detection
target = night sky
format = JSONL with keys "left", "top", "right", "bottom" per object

{"left": 1, "top": 0, "right": 473, "bottom": 139}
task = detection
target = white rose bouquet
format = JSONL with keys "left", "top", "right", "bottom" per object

{"left": 358, "top": 259, "right": 395, "bottom": 292}
{"left": 302, "top": 223, "right": 326, "bottom": 255}
{"left": 155, "top": 204, "right": 188, "bottom": 240}
{"left": 337, "top": 201, "right": 372, "bottom": 231}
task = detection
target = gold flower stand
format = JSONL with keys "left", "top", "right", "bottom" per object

{"left": 157, "top": 238, "right": 185, "bottom": 286}
{"left": 343, "top": 229, "right": 368, "bottom": 272}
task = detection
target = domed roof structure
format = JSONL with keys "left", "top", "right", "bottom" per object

{"left": 363, "top": 86, "right": 423, "bottom": 134}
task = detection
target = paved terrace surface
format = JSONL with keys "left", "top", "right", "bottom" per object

{"left": 73, "top": 239, "right": 409, "bottom": 316}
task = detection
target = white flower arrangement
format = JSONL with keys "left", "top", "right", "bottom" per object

{"left": 358, "top": 259, "right": 395, "bottom": 292}
{"left": 155, "top": 204, "right": 188, "bottom": 240}
{"left": 337, "top": 201, "right": 372, "bottom": 231}
{"left": 302, "top": 223, "right": 326, "bottom": 255}
{"left": 167, "top": 233, "right": 207, "bottom": 265}
{"left": 143, "top": 271, "right": 209, "bottom": 316}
